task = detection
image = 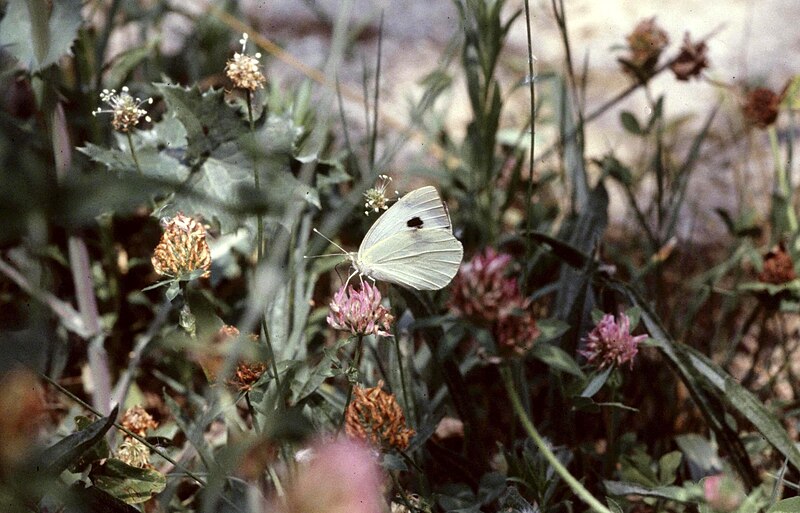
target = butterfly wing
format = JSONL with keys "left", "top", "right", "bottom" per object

{"left": 358, "top": 229, "right": 464, "bottom": 290}
{"left": 360, "top": 186, "right": 452, "bottom": 251}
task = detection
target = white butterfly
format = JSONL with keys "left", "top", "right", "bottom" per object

{"left": 316, "top": 186, "right": 464, "bottom": 290}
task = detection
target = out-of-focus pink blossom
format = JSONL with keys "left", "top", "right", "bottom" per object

{"left": 703, "top": 474, "right": 744, "bottom": 512}
{"left": 327, "top": 282, "right": 394, "bottom": 337}
{"left": 580, "top": 313, "right": 647, "bottom": 369}
{"left": 493, "top": 303, "right": 540, "bottom": 357}
{"left": 449, "top": 248, "right": 519, "bottom": 323}
{"left": 279, "top": 437, "right": 385, "bottom": 513}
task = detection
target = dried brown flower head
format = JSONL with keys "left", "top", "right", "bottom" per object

{"left": 742, "top": 87, "right": 782, "bottom": 128}
{"left": 670, "top": 33, "right": 709, "bottom": 81}
{"left": 227, "top": 361, "right": 267, "bottom": 392}
{"left": 116, "top": 437, "right": 151, "bottom": 468}
{"left": 345, "top": 380, "right": 414, "bottom": 451}
{"left": 758, "top": 244, "right": 796, "bottom": 284}
{"left": 619, "top": 17, "right": 669, "bottom": 81}
{"left": 151, "top": 213, "right": 211, "bottom": 280}
{"left": 120, "top": 405, "right": 159, "bottom": 437}
{"left": 225, "top": 33, "right": 266, "bottom": 91}
{"left": 93, "top": 86, "right": 153, "bottom": 132}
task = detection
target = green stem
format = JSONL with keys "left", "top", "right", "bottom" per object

{"left": 340, "top": 335, "right": 364, "bottom": 430}
{"left": 260, "top": 318, "right": 283, "bottom": 408}
{"left": 245, "top": 391, "right": 261, "bottom": 434}
{"left": 247, "top": 90, "right": 264, "bottom": 262}
{"left": 394, "top": 335, "right": 413, "bottom": 425}
{"left": 126, "top": 132, "right": 142, "bottom": 175}
{"left": 499, "top": 366, "right": 613, "bottom": 513}
{"left": 522, "top": 0, "right": 536, "bottom": 291}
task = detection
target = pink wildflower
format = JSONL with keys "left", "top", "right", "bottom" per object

{"left": 703, "top": 474, "right": 744, "bottom": 512}
{"left": 580, "top": 313, "right": 647, "bottom": 369}
{"left": 281, "top": 437, "right": 385, "bottom": 513}
{"left": 327, "top": 282, "right": 394, "bottom": 337}
{"left": 494, "top": 303, "right": 540, "bottom": 357}
{"left": 449, "top": 248, "right": 519, "bottom": 323}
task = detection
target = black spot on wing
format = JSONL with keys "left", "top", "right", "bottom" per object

{"left": 406, "top": 216, "right": 423, "bottom": 228}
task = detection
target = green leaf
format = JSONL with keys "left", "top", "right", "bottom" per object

{"left": 658, "top": 451, "right": 682, "bottom": 485}
{"left": 534, "top": 318, "right": 571, "bottom": 343}
{"left": 675, "top": 433, "right": 722, "bottom": 478}
{"left": 66, "top": 482, "right": 140, "bottom": 513}
{"left": 69, "top": 416, "right": 111, "bottom": 472}
{"left": 767, "top": 497, "right": 800, "bottom": 513}
{"left": 603, "top": 481, "right": 697, "bottom": 502}
{"left": 155, "top": 84, "right": 247, "bottom": 164}
{"left": 580, "top": 366, "right": 613, "bottom": 398}
{"left": 105, "top": 40, "right": 158, "bottom": 90}
{"left": 620, "top": 111, "right": 644, "bottom": 135}
{"left": 90, "top": 459, "right": 166, "bottom": 504}
{"left": 530, "top": 343, "right": 584, "bottom": 378}
{"left": 0, "top": 0, "right": 83, "bottom": 71}
{"left": 31, "top": 406, "right": 118, "bottom": 477}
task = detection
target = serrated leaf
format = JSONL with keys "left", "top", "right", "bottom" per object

{"left": 155, "top": 83, "right": 246, "bottom": 163}
{"left": 90, "top": 459, "right": 166, "bottom": 504}
{"left": 0, "top": 0, "right": 83, "bottom": 71}
{"left": 31, "top": 406, "right": 118, "bottom": 477}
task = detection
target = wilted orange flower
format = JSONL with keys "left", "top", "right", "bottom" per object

{"left": 120, "top": 405, "right": 159, "bottom": 437}
{"left": 151, "top": 213, "right": 211, "bottom": 280}
{"left": 195, "top": 325, "right": 266, "bottom": 390}
{"left": 670, "top": 33, "right": 709, "bottom": 81}
{"left": 742, "top": 87, "right": 782, "bottom": 128}
{"left": 225, "top": 33, "right": 266, "bottom": 91}
{"left": 758, "top": 244, "right": 796, "bottom": 284}
{"left": 346, "top": 380, "right": 414, "bottom": 451}
{"left": 227, "top": 361, "right": 267, "bottom": 392}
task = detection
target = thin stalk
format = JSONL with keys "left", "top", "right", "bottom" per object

{"left": 261, "top": 318, "right": 283, "bottom": 408}
{"left": 126, "top": 132, "right": 142, "bottom": 175}
{"left": 500, "top": 366, "right": 613, "bottom": 513}
{"left": 368, "top": 12, "right": 383, "bottom": 171}
{"left": 340, "top": 335, "right": 364, "bottom": 430}
{"left": 247, "top": 90, "right": 264, "bottom": 262}
{"left": 522, "top": 0, "right": 537, "bottom": 291}
{"left": 245, "top": 392, "right": 261, "bottom": 434}
{"left": 394, "top": 335, "right": 413, "bottom": 424}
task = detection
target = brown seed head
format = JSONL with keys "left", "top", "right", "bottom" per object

{"left": 151, "top": 213, "right": 211, "bottom": 280}
{"left": 345, "top": 380, "right": 415, "bottom": 451}
{"left": 116, "top": 437, "right": 151, "bottom": 469}
{"left": 620, "top": 17, "right": 669, "bottom": 81}
{"left": 93, "top": 86, "right": 153, "bottom": 132}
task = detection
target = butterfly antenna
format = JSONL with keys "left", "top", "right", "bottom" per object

{"left": 310, "top": 228, "right": 350, "bottom": 256}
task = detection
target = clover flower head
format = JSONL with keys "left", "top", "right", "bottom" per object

{"left": 327, "top": 282, "right": 394, "bottom": 337}
{"left": 493, "top": 302, "right": 540, "bottom": 357}
{"left": 120, "top": 405, "right": 159, "bottom": 437}
{"left": 670, "top": 33, "right": 709, "bottom": 81}
{"left": 580, "top": 313, "right": 647, "bottom": 369}
{"left": 116, "top": 437, "right": 151, "bottom": 469}
{"left": 225, "top": 33, "right": 266, "bottom": 91}
{"left": 743, "top": 87, "right": 782, "bottom": 128}
{"left": 620, "top": 17, "right": 669, "bottom": 80}
{"left": 363, "top": 174, "right": 397, "bottom": 215}
{"left": 345, "top": 380, "right": 415, "bottom": 451}
{"left": 703, "top": 474, "right": 745, "bottom": 512}
{"left": 449, "top": 247, "right": 519, "bottom": 323}
{"left": 93, "top": 86, "right": 153, "bottom": 132}
{"left": 151, "top": 213, "right": 211, "bottom": 280}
